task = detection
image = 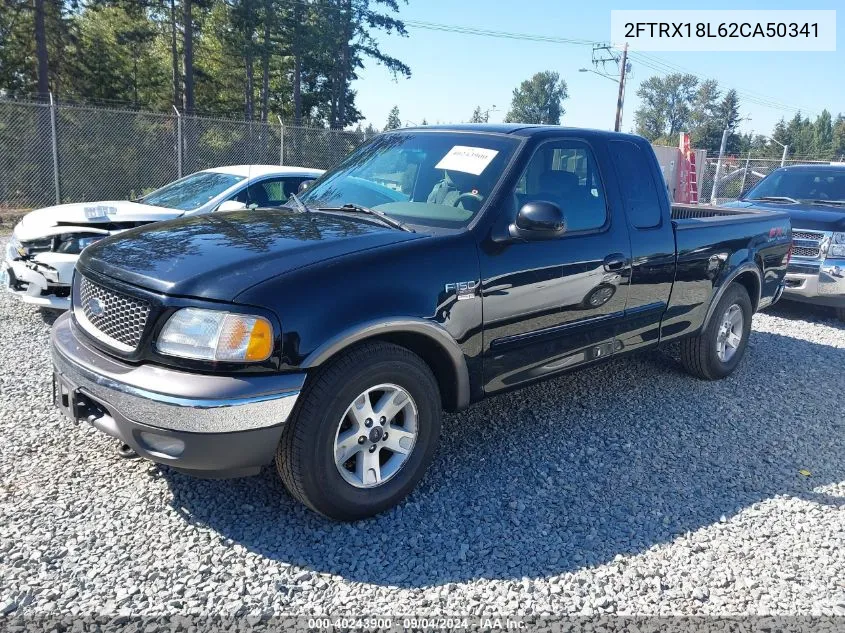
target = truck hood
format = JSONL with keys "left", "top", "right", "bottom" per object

{"left": 15, "top": 200, "right": 183, "bottom": 241}
{"left": 79, "top": 208, "right": 425, "bottom": 301}
{"left": 723, "top": 200, "right": 845, "bottom": 232}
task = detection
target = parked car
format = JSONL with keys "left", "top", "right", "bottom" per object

{"left": 2, "top": 165, "right": 323, "bottom": 310}
{"left": 723, "top": 164, "right": 845, "bottom": 321}
{"left": 49, "top": 126, "right": 791, "bottom": 520}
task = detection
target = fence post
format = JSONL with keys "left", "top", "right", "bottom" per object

{"left": 710, "top": 127, "right": 729, "bottom": 204}
{"left": 49, "top": 93, "right": 61, "bottom": 204}
{"left": 277, "top": 115, "right": 284, "bottom": 165}
{"left": 173, "top": 105, "right": 182, "bottom": 178}
{"left": 780, "top": 144, "right": 788, "bottom": 167}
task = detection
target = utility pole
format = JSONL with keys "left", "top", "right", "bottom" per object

{"left": 588, "top": 43, "right": 631, "bottom": 132}
{"left": 710, "top": 127, "right": 730, "bottom": 204}
{"left": 614, "top": 43, "right": 628, "bottom": 133}
{"left": 769, "top": 137, "right": 788, "bottom": 167}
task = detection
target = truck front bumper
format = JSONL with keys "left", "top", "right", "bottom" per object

{"left": 783, "top": 258, "right": 845, "bottom": 308}
{"left": 50, "top": 312, "right": 304, "bottom": 478}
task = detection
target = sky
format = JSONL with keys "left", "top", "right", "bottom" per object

{"left": 351, "top": 0, "right": 844, "bottom": 140}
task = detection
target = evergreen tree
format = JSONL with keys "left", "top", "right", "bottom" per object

{"left": 384, "top": 105, "right": 401, "bottom": 130}
{"left": 504, "top": 71, "right": 568, "bottom": 125}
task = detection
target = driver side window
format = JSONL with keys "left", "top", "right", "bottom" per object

{"left": 515, "top": 141, "right": 607, "bottom": 232}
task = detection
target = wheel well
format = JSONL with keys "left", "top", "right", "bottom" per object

{"left": 733, "top": 269, "right": 760, "bottom": 312}
{"left": 369, "top": 331, "right": 459, "bottom": 412}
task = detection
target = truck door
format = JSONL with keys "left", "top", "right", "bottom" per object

{"left": 606, "top": 139, "right": 676, "bottom": 353}
{"left": 480, "top": 138, "right": 631, "bottom": 393}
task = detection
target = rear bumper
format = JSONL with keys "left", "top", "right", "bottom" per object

{"left": 783, "top": 257, "right": 845, "bottom": 308}
{"left": 50, "top": 312, "right": 305, "bottom": 477}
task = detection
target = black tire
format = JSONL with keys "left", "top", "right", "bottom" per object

{"left": 680, "top": 283, "right": 753, "bottom": 380}
{"left": 276, "top": 341, "right": 442, "bottom": 521}
{"left": 836, "top": 307, "right": 845, "bottom": 323}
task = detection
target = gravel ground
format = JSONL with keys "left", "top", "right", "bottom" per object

{"left": 1, "top": 233, "right": 845, "bottom": 622}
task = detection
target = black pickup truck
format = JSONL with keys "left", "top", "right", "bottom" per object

{"left": 50, "top": 125, "right": 792, "bottom": 520}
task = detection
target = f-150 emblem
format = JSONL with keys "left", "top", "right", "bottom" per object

{"left": 445, "top": 280, "right": 479, "bottom": 300}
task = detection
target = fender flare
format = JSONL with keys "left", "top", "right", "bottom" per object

{"left": 702, "top": 262, "right": 762, "bottom": 330}
{"left": 301, "top": 318, "right": 471, "bottom": 410}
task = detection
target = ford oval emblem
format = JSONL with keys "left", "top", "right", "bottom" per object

{"left": 87, "top": 297, "right": 105, "bottom": 317}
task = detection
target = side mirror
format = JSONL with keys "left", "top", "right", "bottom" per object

{"left": 509, "top": 201, "right": 565, "bottom": 240}
{"left": 216, "top": 200, "right": 247, "bottom": 213}
{"left": 298, "top": 180, "right": 315, "bottom": 193}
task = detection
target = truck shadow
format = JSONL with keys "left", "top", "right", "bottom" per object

{"left": 161, "top": 328, "right": 845, "bottom": 587}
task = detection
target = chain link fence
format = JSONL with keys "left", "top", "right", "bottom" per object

{"left": 0, "top": 98, "right": 370, "bottom": 211}
{"left": 700, "top": 155, "right": 833, "bottom": 205}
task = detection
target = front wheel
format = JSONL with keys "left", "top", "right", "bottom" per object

{"left": 276, "top": 342, "right": 442, "bottom": 521}
{"left": 679, "top": 283, "right": 753, "bottom": 380}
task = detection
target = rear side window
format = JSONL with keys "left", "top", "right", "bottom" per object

{"left": 609, "top": 140, "right": 663, "bottom": 229}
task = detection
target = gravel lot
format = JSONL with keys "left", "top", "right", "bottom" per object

{"left": 1, "top": 232, "right": 844, "bottom": 622}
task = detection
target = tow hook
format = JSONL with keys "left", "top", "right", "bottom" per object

{"left": 117, "top": 442, "right": 138, "bottom": 459}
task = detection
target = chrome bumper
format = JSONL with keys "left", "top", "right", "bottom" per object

{"left": 783, "top": 257, "right": 845, "bottom": 307}
{"left": 50, "top": 312, "right": 305, "bottom": 476}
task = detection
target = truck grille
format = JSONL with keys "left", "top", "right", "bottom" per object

{"left": 790, "top": 230, "right": 826, "bottom": 260}
{"left": 76, "top": 275, "right": 150, "bottom": 351}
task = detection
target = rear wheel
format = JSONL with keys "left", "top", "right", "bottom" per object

{"left": 836, "top": 307, "right": 845, "bottom": 322}
{"left": 680, "top": 283, "right": 752, "bottom": 380}
{"left": 276, "top": 342, "right": 442, "bottom": 521}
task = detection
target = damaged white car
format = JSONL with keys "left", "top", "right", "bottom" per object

{"left": 2, "top": 164, "right": 323, "bottom": 310}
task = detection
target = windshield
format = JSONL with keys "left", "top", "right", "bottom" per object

{"left": 141, "top": 171, "right": 246, "bottom": 210}
{"left": 300, "top": 131, "right": 521, "bottom": 228}
{"left": 745, "top": 168, "right": 845, "bottom": 203}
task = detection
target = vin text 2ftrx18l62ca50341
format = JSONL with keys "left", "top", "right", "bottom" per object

{"left": 50, "top": 125, "right": 792, "bottom": 520}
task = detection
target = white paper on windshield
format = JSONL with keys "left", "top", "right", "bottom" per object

{"left": 434, "top": 146, "right": 499, "bottom": 176}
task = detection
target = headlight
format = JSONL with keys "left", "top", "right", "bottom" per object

{"left": 829, "top": 232, "right": 845, "bottom": 258}
{"left": 157, "top": 308, "right": 274, "bottom": 362}
{"left": 55, "top": 234, "right": 106, "bottom": 254}
{"left": 5, "top": 235, "right": 23, "bottom": 260}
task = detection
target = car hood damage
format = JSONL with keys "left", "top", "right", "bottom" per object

{"left": 14, "top": 200, "right": 184, "bottom": 242}
{"left": 79, "top": 208, "right": 425, "bottom": 301}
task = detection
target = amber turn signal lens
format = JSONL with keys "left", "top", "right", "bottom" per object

{"left": 245, "top": 317, "right": 273, "bottom": 361}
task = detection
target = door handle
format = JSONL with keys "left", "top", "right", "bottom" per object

{"left": 603, "top": 253, "right": 627, "bottom": 272}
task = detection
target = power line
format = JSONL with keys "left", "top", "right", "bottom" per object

{"left": 625, "top": 50, "right": 817, "bottom": 116}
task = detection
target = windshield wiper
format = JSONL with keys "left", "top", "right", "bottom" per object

{"left": 750, "top": 196, "right": 799, "bottom": 204}
{"left": 316, "top": 203, "right": 415, "bottom": 233}
{"left": 808, "top": 199, "right": 845, "bottom": 206}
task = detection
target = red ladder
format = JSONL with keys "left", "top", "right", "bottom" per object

{"left": 687, "top": 151, "right": 699, "bottom": 204}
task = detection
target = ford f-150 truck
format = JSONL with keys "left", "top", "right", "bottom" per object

{"left": 50, "top": 125, "right": 792, "bottom": 520}
{"left": 723, "top": 164, "right": 845, "bottom": 321}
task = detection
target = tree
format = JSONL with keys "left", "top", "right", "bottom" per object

{"left": 420, "top": 118, "right": 428, "bottom": 125}
{"left": 504, "top": 71, "right": 568, "bottom": 125}
{"left": 634, "top": 73, "right": 698, "bottom": 142}
{"left": 384, "top": 105, "right": 400, "bottom": 130}
{"left": 689, "top": 79, "right": 722, "bottom": 152}
{"left": 469, "top": 106, "right": 487, "bottom": 123}
{"left": 813, "top": 110, "right": 833, "bottom": 158}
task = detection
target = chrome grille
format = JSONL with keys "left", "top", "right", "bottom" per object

{"left": 77, "top": 276, "right": 150, "bottom": 351}
{"left": 792, "top": 230, "right": 824, "bottom": 241}
{"left": 790, "top": 229, "right": 826, "bottom": 260}
{"left": 792, "top": 246, "right": 820, "bottom": 258}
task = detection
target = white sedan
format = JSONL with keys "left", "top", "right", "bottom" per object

{"left": 2, "top": 164, "right": 323, "bottom": 310}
